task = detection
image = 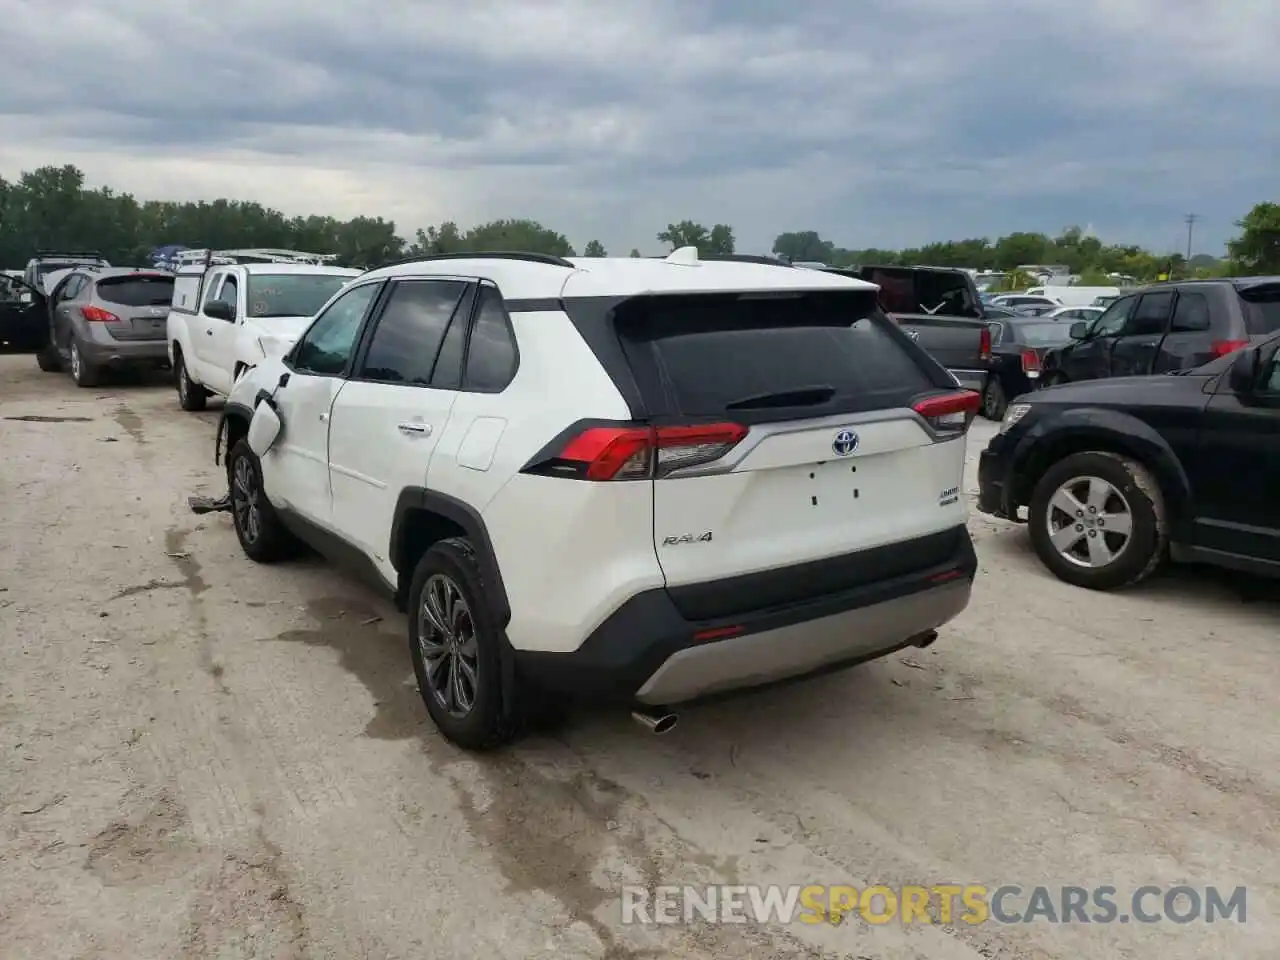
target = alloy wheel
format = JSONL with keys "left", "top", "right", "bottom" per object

{"left": 231, "top": 455, "right": 262, "bottom": 544}
{"left": 417, "top": 574, "right": 479, "bottom": 718}
{"left": 70, "top": 344, "right": 81, "bottom": 382}
{"left": 1044, "top": 475, "right": 1133, "bottom": 568}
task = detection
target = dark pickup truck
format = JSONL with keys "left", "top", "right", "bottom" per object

{"left": 817, "top": 264, "right": 991, "bottom": 392}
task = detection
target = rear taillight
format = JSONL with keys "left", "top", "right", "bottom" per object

{"left": 81, "top": 305, "right": 120, "bottom": 322}
{"left": 1020, "top": 349, "right": 1041, "bottom": 376}
{"left": 913, "top": 390, "right": 980, "bottom": 433}
{"left": 1211, "top": 339, "right": 1248, "bottom": 357}
{"left": 549, "top": 423, "right": 747, "bottom": 480}
{"left": 979, "top": 325, "right": 992, "bottom": 361}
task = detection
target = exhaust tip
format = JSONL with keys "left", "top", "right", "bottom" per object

{"left": 632, "top": 708, "right": 679, "bottom": 735}
{"left": 913, "top": 630, "right": 939, "bottom": 649}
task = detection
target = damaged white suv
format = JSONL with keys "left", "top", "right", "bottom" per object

{"left": 217, "top": 250, "right": 980, "bottom": 749}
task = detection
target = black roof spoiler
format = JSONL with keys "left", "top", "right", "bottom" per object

{"left": 34, "top": 250, "right": 106, "bottom": 259}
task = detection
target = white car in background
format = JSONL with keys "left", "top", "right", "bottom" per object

{"left": 1043, "top": 305, "right": 1104, "bottom": 323}
{"left": 166, "top": 249, "right": 361, "bottom": 410}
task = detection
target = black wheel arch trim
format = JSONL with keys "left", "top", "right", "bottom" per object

{"left": 1009, "top": 408, "right": 1192, "bottom": 520}
{"left": 390, "top": 487, "right": 511, "bottom": 626}
{"left": 216, "top": 399, "right": 257, "bottom": 466}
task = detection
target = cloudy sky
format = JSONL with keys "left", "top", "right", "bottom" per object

{"left": 1, "top": 0, "right": 1276, "bottom": 256}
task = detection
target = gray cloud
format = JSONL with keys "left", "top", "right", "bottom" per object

{"left": 1, "top": 0, "right": 1276, "bottom": 255}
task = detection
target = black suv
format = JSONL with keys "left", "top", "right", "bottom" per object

{"left": 978, "top": 332, "right": 1280, "bottom": 590}
{"left": 1040, "top": 277, "right": 1280, "bottom": 384}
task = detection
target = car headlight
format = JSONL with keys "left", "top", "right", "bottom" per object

{"left": 999, "top": 403, "right": 1031, "bottom": 434}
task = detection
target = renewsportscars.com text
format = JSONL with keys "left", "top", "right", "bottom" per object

{"left": 620, "top": 883, "right": 1247, "bottom": 926}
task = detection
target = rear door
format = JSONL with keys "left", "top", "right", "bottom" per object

{"left": 1111, "top": 290, "right": 1174, "bottom": 376}
{"left": 1152, "top": 289, "right": 1214, "bottom": 372}
{"left": 89, "top": 273, "right": 175, "bottom": 340}
{"left": 612, "top": 289, "right": 974, "bottom": 612}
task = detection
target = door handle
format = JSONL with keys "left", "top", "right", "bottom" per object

{"left": 319, "top": 412, "right": 329, "bottom": 422}
{"left": 397, "top": 422, "right": 431, "bottom": 436}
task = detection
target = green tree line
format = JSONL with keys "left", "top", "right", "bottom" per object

{"left": 774, "top": 205, "right": 1280, "bottom": 281}
{"left": 3, "top": 164, "right": 1277, "bottom": 280}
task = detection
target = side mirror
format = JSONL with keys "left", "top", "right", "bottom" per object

{"left": 1227, "top": 348, "right": 1259, "bottom": 395}
{"left": 205, "top": 299, "right": 235, "bottom": 322}
{"left": 1069, "top": 321, "right": 1088, "bottom": 340}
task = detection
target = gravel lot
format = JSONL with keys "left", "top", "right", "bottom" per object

{"left": 1, "top": 352, "right": 1276, "bottom": 960}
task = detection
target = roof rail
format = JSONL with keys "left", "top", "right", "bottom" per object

{"left": 166, "top": 248, "right": 340, "bottom": 270}
{"left": 701, "top": 254, "right": 793, "bottom": 266}
{"left": 368, "top": 251, "right": 576, "bottom": 272}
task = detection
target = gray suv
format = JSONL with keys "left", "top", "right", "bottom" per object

{"left": 36, "top": 268, "right": 175, "bottom": 386}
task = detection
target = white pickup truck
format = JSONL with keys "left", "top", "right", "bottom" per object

{"left": 166, "top": 249, "right": 360, "bottom": 410}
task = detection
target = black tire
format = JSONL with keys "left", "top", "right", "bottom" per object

{"left": 982, "top": 377, "right": 1008, "bottom": 420}
{"left": 1028, "top": 451, "right": 1166, "bottom": 591}
{"left": 175, "top": 349, "right": 208, "bottom": 411}
{"left": 227, "top": 439, "right": 298, "bottom": 563}
{"left": 36, "top": 344, "right": 61, "bottom": 372}
{"left": 407, "top": 537, "right": 520, "bottom": 750}
{"left": 69, "top": 340, "right": 100, "bottom": 387}
{"left": 1041, "top": 372, "right": 1067, "bottom": 388}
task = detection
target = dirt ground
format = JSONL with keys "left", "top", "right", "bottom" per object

{"left": 0, "top": 352, "right": 1276, "bottom": 960}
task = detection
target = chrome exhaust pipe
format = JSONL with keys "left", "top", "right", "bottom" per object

{"left": 631, "top": 707, "right": 679, "bottom": 735}
{"left": 913, "top": 630, "right": 939, "bottom": 649}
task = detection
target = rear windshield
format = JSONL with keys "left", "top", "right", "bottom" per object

{"left": 1239, "top": 284, "right": 1280, "bottom": 334}
{"left": 247, "top": 273, "right": 351, "bottom": 319}
{"left": 862, "top": 267, "right": 980, "bottom": 318}
{"left": 95, "top": 275, "right": 175, "bottom": 306}
{"left": 1014, "top": 322, "right": 1073, "bottom": 346}
{"left": 613, "top": 290, "right": 946, "bottom": 421}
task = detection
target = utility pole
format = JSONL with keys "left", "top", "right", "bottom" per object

{"left": 1184, "top": 213, "right": 1198, "bottom": 260}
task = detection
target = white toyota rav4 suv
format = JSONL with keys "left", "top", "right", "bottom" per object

{"left": 217, "top": 249, "right": 980, "bottom": 749}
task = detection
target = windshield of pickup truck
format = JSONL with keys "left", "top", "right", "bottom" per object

{"left": 247, "top": 273, "right": 352, "bottom": 319}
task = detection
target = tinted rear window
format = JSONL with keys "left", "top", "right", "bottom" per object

{"left": 613, "top": 290, "right": 945, "bottom": 421}
{"left": 1013, "top": 322, "right": 1072, "bottom": 346}
{"left": 96, "top": 275, "right": 175, "bottom": 306}
{"left": 1239, "top": 285, "right": 1280, "bottom": 334}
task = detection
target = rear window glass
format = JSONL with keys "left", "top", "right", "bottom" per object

{"left": 1239, "top": 285, "right": 1280, "bottom": 334}
{"left": 615, "top": 290, "right": 942, "bottom": 420}
{"left": 95, "top": 275, "right": 175, "bottom": 306}
{"left": 247, "top": 273, "right": 352, "bottom": 319}
{"left": 1014, "top": 322, "right": 1073, "bottom": 346}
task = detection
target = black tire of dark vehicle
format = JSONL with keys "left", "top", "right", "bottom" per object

{"left": 36, "top": 344, "right": 61, "bottom": 372}
{"left": 69, "top": 340, "right": 100, "bottom": 387}
{"left": 982, "top": 377, "right": 1008, "bottom": 420}
{"left": 407, "top": 537, "right": 520, "bottom": 751}
{"left": 227, "top": 439, "right": 297, "bottom": 563}
{"left": 175, "top": 350, "right": 208, "bottom": 411}
{"left": 1041, "top": 371, "right": 1067, "bottom": 387}
{"left": 1028, "top": 451, "right": 1166, "bottom": 591}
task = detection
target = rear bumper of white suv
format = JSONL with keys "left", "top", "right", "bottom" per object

{"left": 515, "top": 524, "right": 976, "bottom": 707}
